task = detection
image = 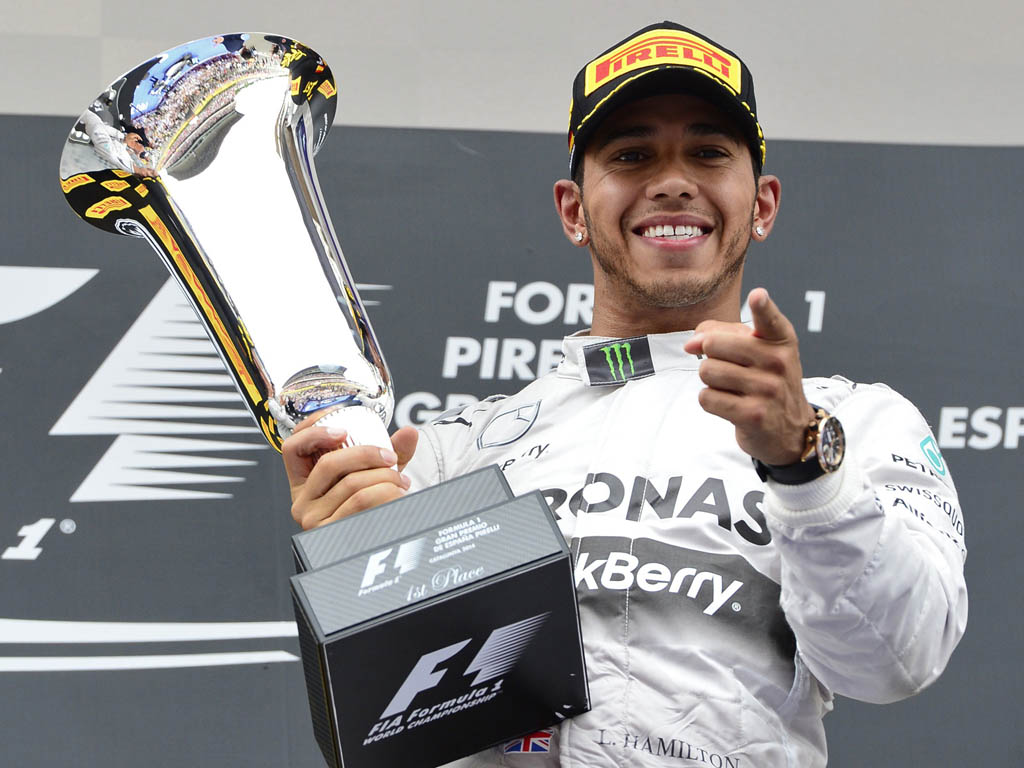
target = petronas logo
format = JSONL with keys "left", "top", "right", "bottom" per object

{"left": 601, "top": 342, "right": 635, "bottom": 381}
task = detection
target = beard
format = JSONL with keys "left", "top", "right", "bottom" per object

{"left": 584, "top": 206, "right": 750, "bottom": 309}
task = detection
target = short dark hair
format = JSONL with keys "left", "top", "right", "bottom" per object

{"left": 572, "top": 161, "right": 584, "bottom": 191}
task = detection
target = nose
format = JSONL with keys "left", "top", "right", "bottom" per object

{"left": 646, "top": 158, "right": 698, "bottom": 200}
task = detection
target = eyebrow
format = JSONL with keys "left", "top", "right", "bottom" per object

{"left": 592, "top": 122, "right": 741, "bottom": 152}
{"left": 688, "top": 122, "right": 740, "bottom": 141}
{"left": 592, "top": 125, "right": 654, "bottom": 152}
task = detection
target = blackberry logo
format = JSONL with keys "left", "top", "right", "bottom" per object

{"left": 574, "top": 551, "right": 743, "bottom": 616}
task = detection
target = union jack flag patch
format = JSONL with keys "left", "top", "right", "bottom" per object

{"left": 503, "top": 729, "right": 552, "bottom": 753}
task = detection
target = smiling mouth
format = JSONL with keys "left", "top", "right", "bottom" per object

{"left": 638, "top": 224, "right": 710, "bottom": 240}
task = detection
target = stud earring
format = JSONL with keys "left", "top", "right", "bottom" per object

{"left": 754, "top": 226, "right": 765, "bottom": 237}
{"left": 575, "top": 231, "right": 584, "bottom": 242}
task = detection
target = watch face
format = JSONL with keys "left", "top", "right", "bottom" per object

{"left": 818, "top": 415, "right": 845, "bottom": 472}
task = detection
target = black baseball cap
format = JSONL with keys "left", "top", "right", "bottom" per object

{"left": 567, "top": 21, "right": 765, "bottom": 177}
{"left": 124, "top": 123, "right": 151, "bottom": 147}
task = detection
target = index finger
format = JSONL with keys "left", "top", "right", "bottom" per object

{"left": 748, "top": 288, "right": 794, "bottom": 342}
{"left": 683, "top": 319, "right": 751, "bottom": 355}
{"left": 281, "top": 425, "right": 349, "bottom": 487}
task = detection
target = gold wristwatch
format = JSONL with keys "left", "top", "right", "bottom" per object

{"left": 753, "top": 405, "right": 846, "bottom": 485}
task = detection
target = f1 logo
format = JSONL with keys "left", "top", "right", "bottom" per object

{"left": 361, "top": 539, "right": 426, "bottom": 589}
{"left": 379, "top": 613, "right": 550, "bottom": 718}
{"left": 380, "top": 639, "right": 470, "bottom": 718}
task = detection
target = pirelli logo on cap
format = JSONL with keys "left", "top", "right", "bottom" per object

{"left": 317, "top": 80, "right": 337, "bottom": 99}
{"left": 85, "top": 196, "right": 131, "bottom": 219}
{"left": 585, "top": 29, "right": 741, "bottom": 97}
{"left": 60, "top": 173, "right": 94, "bottom": 194}
{"left": 290, "top": 76, "right": 301, "bottom": 96}
{"left": 101, "top": 180, "right": 130, "bottom": 192}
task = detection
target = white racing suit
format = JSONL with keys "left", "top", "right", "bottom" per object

{"left": 79, "top": 110, "right": 138, "bottom": 175}
{"left": 404, "top": 330, "right": 968, "bottom": 768}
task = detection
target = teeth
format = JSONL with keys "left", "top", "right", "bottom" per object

{"left": 643, "top": 225, "right": 705, "bottom": 239}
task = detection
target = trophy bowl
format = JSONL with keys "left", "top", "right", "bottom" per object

{"left": 59, "top": 33, "right": 393, "bottom": 452}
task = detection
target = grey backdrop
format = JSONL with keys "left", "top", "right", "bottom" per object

{"left": 1, "top": 113, "right": 1020, "bottom": 765}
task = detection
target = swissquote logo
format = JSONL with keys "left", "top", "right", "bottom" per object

{"left": 359, "top": 539, "right": 427, "bottom": 594}
{"left": 364, "top": 613, "right": 550, "bottom": 745}
{"left": 50, "top": 276, "right": 391, "bottom": 502}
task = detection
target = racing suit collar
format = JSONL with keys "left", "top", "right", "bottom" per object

{"left": 557, "top": 330, "right": 703, "bottom": 386}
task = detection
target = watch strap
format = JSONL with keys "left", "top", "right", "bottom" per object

{"left": 752, "top": 453, "right": 827, "bottom": 485}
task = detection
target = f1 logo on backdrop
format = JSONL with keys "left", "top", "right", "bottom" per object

{"left": 938, "top": 407, "right": 1024, "bottom": 449}
{"left": 0, "top": 276, "right": 392, "bottom": 672}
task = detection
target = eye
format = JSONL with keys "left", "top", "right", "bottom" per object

{"left": 612, "top": 149, "right": 647, "bottom": 163}
{"left": 695, "top": 147, "right": 730, "bottom": 160}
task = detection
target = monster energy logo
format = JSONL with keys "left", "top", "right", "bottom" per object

{"left": 583, "top": 335, "right": 653, "bottom": 386}
{"left": 601, "top": 343, "right": 635, "bottom": 381}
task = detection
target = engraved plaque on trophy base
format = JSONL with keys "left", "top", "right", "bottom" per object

{"left": 291, "top": 465, "right": 513, "bottom": 573}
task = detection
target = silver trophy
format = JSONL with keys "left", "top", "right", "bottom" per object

{"left": 59, "top": 33, "right": 393, "bottom": 451}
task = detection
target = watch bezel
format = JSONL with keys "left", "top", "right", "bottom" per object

{"left": 815, "top": 413, "right": 846, "bottom": 473}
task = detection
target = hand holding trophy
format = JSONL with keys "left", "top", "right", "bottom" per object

{"left": 59, "top": 33, "right": 393, "bottom": 452}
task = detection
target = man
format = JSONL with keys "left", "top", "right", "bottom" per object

{"left": 79, "top": 109, "right": 157, "bottom": 177}
{"left": 284, "top": 21, "right": 967, "bottom": 766}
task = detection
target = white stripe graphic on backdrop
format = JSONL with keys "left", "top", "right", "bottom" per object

{"left": 0, "top": 651, "right": 298, "bottom": 672}
{"left": 0, "top": 619, "right": 301, "bottom": 672}
{"left": 49, "top": 277, "right": 390, "bottom": 501}
{"left": 0, "top": 618, "right": 298, "bottom": 643}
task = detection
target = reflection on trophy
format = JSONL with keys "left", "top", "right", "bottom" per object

{"left": 59, "top": 33, "right": 393, "bottom": 451}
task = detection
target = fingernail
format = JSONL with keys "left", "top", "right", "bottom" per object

{"left": 326, "top": 427, "right": 347, "bottom": 438}
{"left": 400, "top": 473, "right": 412, "bottom": 489}
{"left": 380, "top": 448, "right": 398, "bottom": 464}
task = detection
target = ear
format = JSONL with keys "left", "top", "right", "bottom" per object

{"left": 752, "top": 174, "right": 782, "bottom": 240}
{"left": 553, "top": 179, "right": 588, "bottom": 247}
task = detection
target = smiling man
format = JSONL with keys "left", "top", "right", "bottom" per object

{"left": 284, "top": 21, "right": 967, "bottom": 767}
